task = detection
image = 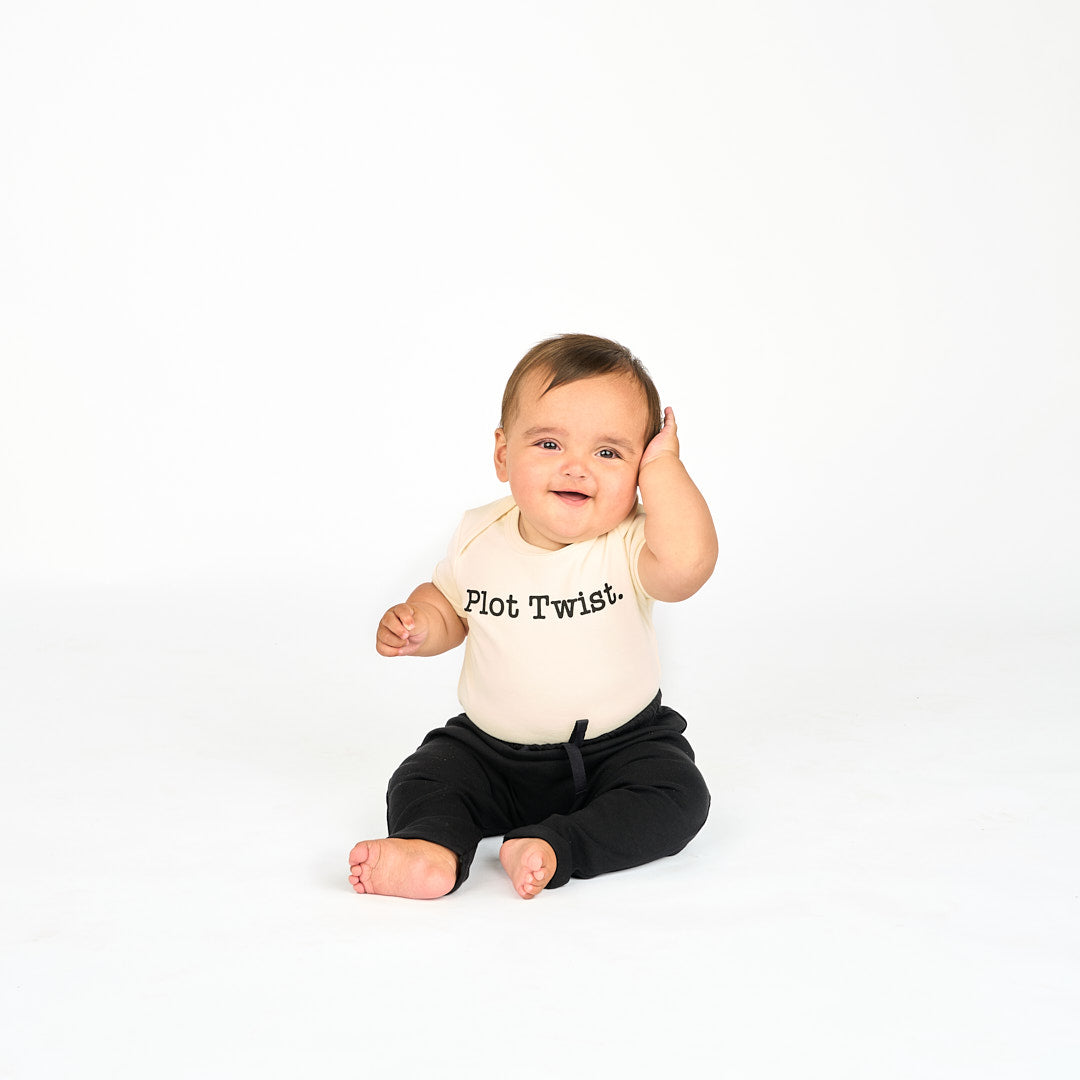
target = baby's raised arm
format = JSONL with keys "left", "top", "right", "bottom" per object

{"left": 636, "top": 407, "right": 718, "bottom": 603}
{"left": 376, "top": 582, "right": 468, "bottom": 657}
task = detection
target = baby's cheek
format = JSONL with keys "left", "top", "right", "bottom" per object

{"left": 612, "top": 485, "right": 640, "bottom": 519}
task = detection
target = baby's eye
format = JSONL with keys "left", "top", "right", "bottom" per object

{"left": 597, "top": 448, "right": 620, "bottom": 459}
{"left": 539, "top": 440, "right": 559, "bottom": 450}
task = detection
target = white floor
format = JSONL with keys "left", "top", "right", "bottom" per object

{"left": 2, "top": 581, "right": 1077, "bottom": 1079}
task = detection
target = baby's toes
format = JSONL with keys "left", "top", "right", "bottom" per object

{"left": 520, "top": 868, "right": 545, "bottom": 896}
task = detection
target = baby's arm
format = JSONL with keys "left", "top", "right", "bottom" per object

{"left": 636, "top": 407, "right": 718, "bottom": 602}
{"left": 376, "top": 582, "right": 468, "bottom": 657}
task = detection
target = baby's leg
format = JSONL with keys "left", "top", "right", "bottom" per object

{"left": 367, "top": 718, "right": 514, "bottom": 896}
{"left": 498, "top": 837, "right": 557, "bottom": 899}
{"left": 348, "top": 838, "right": 458, "bottom": 899}
{"left": 510, "top": 737, "right": 710, "bottom": 887}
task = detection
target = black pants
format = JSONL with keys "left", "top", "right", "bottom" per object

{"left": 386, "top": 691, "right": 710, "bottom": 891}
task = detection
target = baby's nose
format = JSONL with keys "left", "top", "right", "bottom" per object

{"left": 562, "top": 458, "right": 589, "bottom": 478}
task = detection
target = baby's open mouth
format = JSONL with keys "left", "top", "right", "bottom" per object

{"left": 554, "top": 491, "right": 590, "bottom": 503}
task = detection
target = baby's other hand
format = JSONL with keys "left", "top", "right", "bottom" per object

{"left": 376, "top": 603, "right": 430, "bottom": 656}
{"left": 640, "top": 406, "right": 680, "bottom": 470}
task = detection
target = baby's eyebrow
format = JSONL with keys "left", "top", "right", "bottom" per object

{"left": 596, "top": 434, "right": 639, "bottom": 454}
{"left": 522, "top": 426, "right": 568, "bottom": 441}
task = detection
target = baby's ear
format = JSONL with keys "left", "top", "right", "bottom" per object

{"left": 493, "top": 428, "right": 510, "bottom": 482}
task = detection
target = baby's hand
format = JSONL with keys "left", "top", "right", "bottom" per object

{"left": 376, "top": 603, "right": 430, "bottom": 657}
{"left": 640, "top": 406, "right": 680, "bottom": 470}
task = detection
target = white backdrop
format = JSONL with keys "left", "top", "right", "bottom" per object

{"left": 2, "top": 4, "right": 1079, "bottom": 1079}
{"left": 3, "top": 1, "right": 1076, "bottom": 615}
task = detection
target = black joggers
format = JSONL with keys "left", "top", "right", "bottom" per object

{"left": 386, "top": 691, "right": 710, "bottom": 891}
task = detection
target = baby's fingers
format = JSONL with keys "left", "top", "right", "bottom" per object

{"left": 640, "top": 406, "right": 681, "bottom": 468}
{"left": 388, "top": 603, "right": 417, "bottom": 633}
{"left": 376, "top": 604, "right": 416, "bottom": 654}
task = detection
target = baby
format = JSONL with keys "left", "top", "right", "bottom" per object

{"left": 349, "top": 333, "right": 717, "bottom": 899}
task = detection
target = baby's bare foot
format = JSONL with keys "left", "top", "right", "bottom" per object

{"left": 499, "top": 837, "right": 557, "bottom": 899}
{"left": 348, "top": 838, "right": 457, "bottom": 899}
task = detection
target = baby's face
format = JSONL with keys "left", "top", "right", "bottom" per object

{"left": 494, "top": 371, "right": 649, "bottom": 550}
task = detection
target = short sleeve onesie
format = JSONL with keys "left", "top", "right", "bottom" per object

{"left": 432, "top": 496, "right": 661, "bottom": 744}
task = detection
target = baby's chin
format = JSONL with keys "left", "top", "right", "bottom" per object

{"left": 531, "top": 507, "right": 637, "bottom": 548}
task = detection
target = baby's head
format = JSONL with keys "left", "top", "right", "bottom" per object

{"left": 494, "top": 334, "right": 662, "bottom": 549}
{"left": 500, "top": 334, "right": 662, "bottom": 448}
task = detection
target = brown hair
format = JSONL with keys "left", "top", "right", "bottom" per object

{"left": 500, "top": 334, "right": 662, "bottom": 445}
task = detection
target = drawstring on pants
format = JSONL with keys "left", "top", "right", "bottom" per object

{"left": 563, "top": 719, "right": 589, "bottom": 797}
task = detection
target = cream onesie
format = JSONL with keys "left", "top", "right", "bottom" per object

{"left": 432, "top": 495, "right": 661, "bottom": 744}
